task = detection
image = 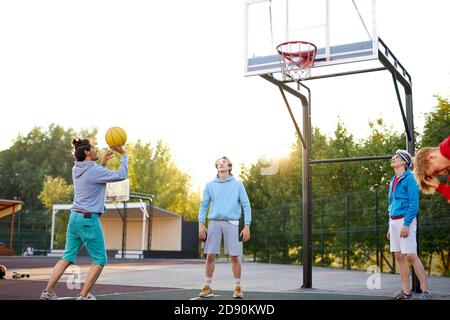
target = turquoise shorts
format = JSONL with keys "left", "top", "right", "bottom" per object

{"left": 62, "top": 211, "right": 108, "bottom": 266}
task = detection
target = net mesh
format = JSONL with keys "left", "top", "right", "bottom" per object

{"left": 276, "top": 41, "right": 317, "bottom": 81}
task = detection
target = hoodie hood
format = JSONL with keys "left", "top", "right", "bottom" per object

{"left": 213, "top": 174, "right": 235, "bottom": 183}
{"left": 73, "top": 161, "right": 95, "bottom": 178}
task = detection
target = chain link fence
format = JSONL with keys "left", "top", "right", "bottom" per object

{"left": 0, "top": 210, "right": 51, "bottom": 256}
{"left": 246, "top": 188, "right": 450, "bottom": 276}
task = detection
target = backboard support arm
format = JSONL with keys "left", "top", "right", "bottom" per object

{"left": 261, "top": 73, "right": 313, "bottom": 288}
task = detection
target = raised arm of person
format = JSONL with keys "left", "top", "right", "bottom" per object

{"left": 95, "top": 146, "right": 128, "bottom": 183}
{"left": 424, "top": 175, "right": 450, "bottom": 202}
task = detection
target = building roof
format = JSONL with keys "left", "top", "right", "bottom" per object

{"left": 52, "top": 202, "right": 181, "bottom": 220}
{"left": 0, "top": 199, "right": 24, "bottom": 219}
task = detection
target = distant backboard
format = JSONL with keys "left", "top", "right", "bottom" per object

{"left": 106, "top": 179, "right": 130, "bottom": 202}
{"left": 244, "top": 0, "right": 378, "bottom": 77}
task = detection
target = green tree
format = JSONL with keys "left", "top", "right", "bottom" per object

{"left": 0, "top": 124, "right": 96, "bottom": 208}
{"left": 420, "top": 96, "right": 450, "bottom": 147}
{"left": 241, "top": 119, "right": 410, "bottom": 269}
{"left": 0, "top": 124, "right": 200, "bottom": 254}
{"left": 38, "top": 176, "right": 74, "bottom": 209}
{"left": 0, "top": 125, "right": 96, "bottom": 252}
{"left": 38, "top": 176, "right": 74, "bottom": 249}
{"left": 101, "top": 139, "right": 200, "bottom": 221}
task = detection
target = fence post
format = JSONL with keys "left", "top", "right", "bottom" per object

{"left": 267, "top": 214, "right": 271, "bottom": 263}
{"left": 375, "top": 188, "right": 380, "bottom": 271}
{"left": 45, "top": 212, "right": 49, "bottom": 252}
{"left": 283, "top": 206, "right": 288, "bottom": 262}
{"left": 299, "top": 202, "right": 303, "bottom": 264}
{"left": 345, "top": 193, "right": 350, "bottom": 270}
{"left": 17, "top": 211, "right": 22, "bottom": 255}
{"left": 321, "top": 198, "right": 324, "bottom": 266}
{"left": 392, "top": 253, "right": 396, "bottom": 274}
{"left": 253, "top": 221, "right": 256, "bottom": 262}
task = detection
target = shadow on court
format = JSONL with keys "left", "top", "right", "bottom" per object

{"left": 94, "top": 288, "right": 388, "bottom": 300}
{"left": 0, "top": 278, "right": 388, "bottom": 300}
{"left": 2, "top": 257, "right": 450, "bottom": 300}
{"left": 0, "top": 279, "right": 179, "bottom": 300}
{"left": 0, "top": 278, "right": 390, "bottom": 300}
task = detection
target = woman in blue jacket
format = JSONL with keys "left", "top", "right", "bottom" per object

{"left": 387, "top": 150, "right": 431, "bottom": 300}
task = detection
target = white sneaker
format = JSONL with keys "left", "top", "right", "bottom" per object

{"left": 40, "top": 290, "right": 58, "bottom": 300}
{"left": 76, "top": 293, "right": 97, "bottom": 300}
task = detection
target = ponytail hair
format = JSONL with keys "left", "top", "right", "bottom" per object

{"left": 72, "top": 138, "right": 91, "bottom": 161}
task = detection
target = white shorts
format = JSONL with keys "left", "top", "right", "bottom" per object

{"left": 389, "top": 217, "right": 417, "bottom": 254}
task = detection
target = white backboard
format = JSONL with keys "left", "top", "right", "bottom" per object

{"left": 244, "top": 0, "right": 378, "bottom": 76}
{"left": 105, "top": 179, "right": 130, "bottom": 202}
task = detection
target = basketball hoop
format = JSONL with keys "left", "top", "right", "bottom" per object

{"left": 105, "top": 179, "right": 130, "bottom": 202}
{"left": 276, "top": 41, "right": 317, "bottom": 81}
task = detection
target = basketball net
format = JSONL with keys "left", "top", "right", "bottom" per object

{"left": 276, "top": 41, "right": 317, "bottom": 82}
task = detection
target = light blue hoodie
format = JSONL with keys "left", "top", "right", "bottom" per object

{"left": 198, "top": 174, "right": 251, "bottom": 225}
{"left": 71, "top": 155, "right": 128, "bottom": 214}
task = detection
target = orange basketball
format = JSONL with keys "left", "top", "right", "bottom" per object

{"left": 105, "top": 127, "right": 127, "bottom": 147}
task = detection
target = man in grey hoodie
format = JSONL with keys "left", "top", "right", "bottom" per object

{"left": 40, "top": 138, "right": 128, "bottom": 300}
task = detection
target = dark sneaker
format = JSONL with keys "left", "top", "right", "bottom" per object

{"left": 394, "top": 290, "right": 413, "bottom": 300}
{"left": 419, "top": 291, "right": 432, "bottom": 300}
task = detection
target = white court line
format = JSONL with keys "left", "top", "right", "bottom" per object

{"left": 281, "top": 289, "right": 391, "bottom": 299}
{"left": 57, "top": 288, "right": 187, "bottom": 300}
{"left": 94, "top": 288, "right": 187, "bottom": 298}
{"left": 190, "top": 295, "right": 221, "bottom": 300}
{"left": 59, "top": 290, "right": 388, "bottom": 300}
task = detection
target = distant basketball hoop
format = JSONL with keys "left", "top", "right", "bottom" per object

{"left": 276, "top": 41, "right": 317, "bottom": 81}
{"left": 106, "top": 179, "right": 130, "bottom": 202}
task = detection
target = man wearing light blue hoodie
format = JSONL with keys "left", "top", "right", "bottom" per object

{"left": 198, "top": 156, "right": 251, "bottom": 299}
{"left": 40, "top": 138, "right": 128, "bottom": 300}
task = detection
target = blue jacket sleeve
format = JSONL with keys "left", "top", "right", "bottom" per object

{"left": 387, "top": 177, "right": 393, "bottom": 226}
{"left": 94, "top": 154, "right": 129, "bottom": 183}
{"left": 198, "top": 184, "right": 211, "bottom": 224}
{"left": 403, "top": 175, "right": 419, "bottom": 227}
{"left": 239, "top": 182, "right": 252, "bottom": 225}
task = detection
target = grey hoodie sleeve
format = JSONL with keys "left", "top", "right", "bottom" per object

{"left": 93, "top": 154, "right": 128, "bottom": 183}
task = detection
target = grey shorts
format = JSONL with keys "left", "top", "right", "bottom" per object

{"left": 204, "top": 220, "right": 239, "bottom": 256}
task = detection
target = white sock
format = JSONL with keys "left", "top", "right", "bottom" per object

{"left": 205, "top": 277, "right": 212, "bottom": 287}
{"left": 234, "top": 279, "right": 241, "bottom": 287}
